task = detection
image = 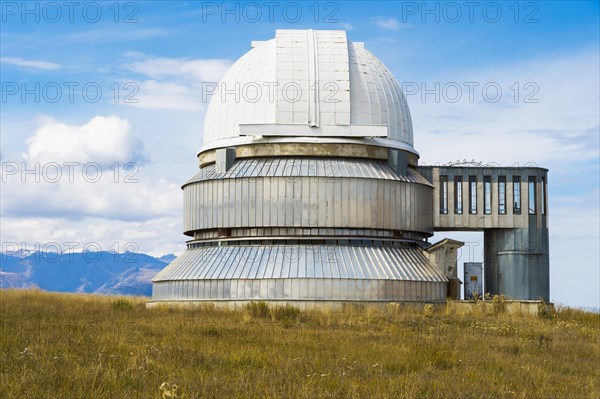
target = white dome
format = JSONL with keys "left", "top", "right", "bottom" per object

{"left": 201, "top": 30, "right": 414, "bottom": 154}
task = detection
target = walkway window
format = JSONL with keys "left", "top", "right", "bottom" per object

{"left": 528, "top": 176, "right": 536, "bottom": 214}
{"left": 498, "top": 176, "right": 506, "bottom": 214}
{"left": 484, "top": 176, "right": 492, "bottom": 214}
{"left": 440, "top": 175, "right": 448, "bottom": 214}
{"left": 454, "top": 176, "right": 463, "bottom": 214}
{"left": 469, "top": 175, "right": 477, "bottom": 214}
{"left": 541, "top": 176, "right": 547, "bottom": 215}
{"left": 513, "top": 176, "right": 521, "bottom": 214}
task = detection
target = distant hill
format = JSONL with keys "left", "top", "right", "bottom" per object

{"left": 0, "top": 251, "right": 176, "bottom": 296}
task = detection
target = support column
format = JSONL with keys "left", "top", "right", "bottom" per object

{"left": 484, "top": 223, "right": 549, "bottom": 301}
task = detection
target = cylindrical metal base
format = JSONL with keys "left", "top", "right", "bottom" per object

{"left": 484, "top": 224, "right": 549, "bottom": 301}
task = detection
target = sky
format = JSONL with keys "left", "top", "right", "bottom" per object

{"left": 0, "top": 1, "right": 598, "bottom": 309}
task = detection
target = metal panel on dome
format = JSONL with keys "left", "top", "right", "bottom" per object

{"left": 239, "top": 124, "right": 387, "bottom": 137}
{"left": 348, "top": 42, "right": 413, "bottom": 144}
{"left": 275, "top": 30, "right": 351, "bottom": 128}
{"left": 200, "top": 29, "right": 414, "bottom": 153}
{"left": 202, "top": 38, "right": 277, "bottom": 146}
{"left": 316, "top": 29, "right": 350, "bottom": 126}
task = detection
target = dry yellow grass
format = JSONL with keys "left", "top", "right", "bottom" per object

{"left": 1, "top": 289, "right": 598, "bottom": 398}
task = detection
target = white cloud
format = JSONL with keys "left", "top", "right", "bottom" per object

{"left": 0, "top": 216, "right": 183, "bottom": 258}
{"left": 65, "top": 28, "right": 168, "bottom": 43}
{"left": 120, "top": 55, "right": 232, "bottom": 111}
{"left": 125, "top": 80, "right": 204, "bottom": 111}
{"left": 411, "top": 48, "right": 600, "bottom": 166}
{"left": 126, "top": 57, "right": 232, "bottom": 84}
{"left": 0, "top": 168, "right": 180, "bottom": 222}
{"left": 0, "top": 116, "right": 181, "bottom": 231}
{"left": 23, "top": 115, "right": 144, "bottom": 165}
{"left": 1, "top": 57, "right": 60, "bottom": 70}
{"left": 1, "top": 116, "right": 180, "bottom": 227}
{"left": 371, "top": 17, "right": 407, "bottom": 30}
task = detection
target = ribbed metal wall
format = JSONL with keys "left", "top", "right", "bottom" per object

{"left": 182, "top": 158, "right": 434, "bottom": 236}
{"left": 152, "top": 279, "right": 446, "bottom": 302}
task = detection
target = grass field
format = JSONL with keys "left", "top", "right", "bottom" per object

{"left": 1, "top": 289, "right": 598, "bottom": 398}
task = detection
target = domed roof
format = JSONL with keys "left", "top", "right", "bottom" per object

{"left": 201, "top": 30, "right": 415, "bottom": 154}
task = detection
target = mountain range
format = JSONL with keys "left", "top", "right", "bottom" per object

{"left": 0, "top": 251, "right": 176, "bottom": 296}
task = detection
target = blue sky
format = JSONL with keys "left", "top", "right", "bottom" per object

{"left": 1, "top": 1, "right": 599, "bottom": 308}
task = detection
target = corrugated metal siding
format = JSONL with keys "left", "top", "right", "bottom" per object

{"left": 152, "top": 278, "right": 446, "bottom": 302}
{"left": 152, "top": 245, "right": 446, "bottom": 282}
{"left": 182, "top": 167, "right": 434, "bottom": 234}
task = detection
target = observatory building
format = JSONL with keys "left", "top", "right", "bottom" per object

{"left": 149, "top": 30, "right": 549, "bottom": 307}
